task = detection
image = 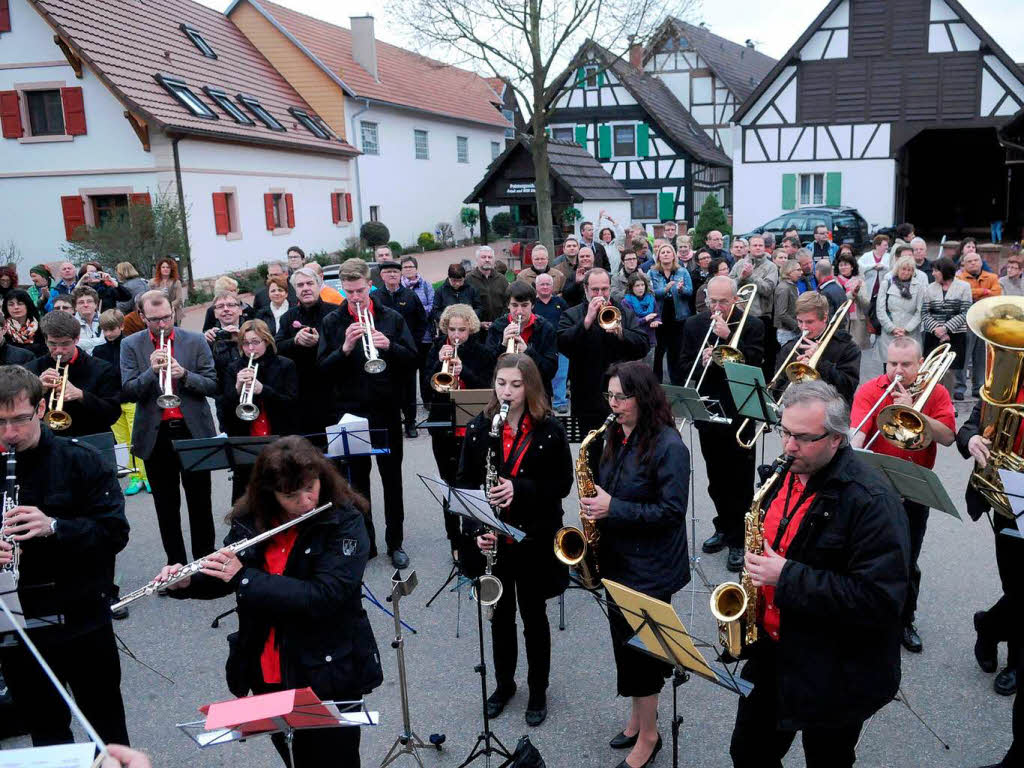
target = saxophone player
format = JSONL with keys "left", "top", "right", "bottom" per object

{"left": 456, "top": 354, "right": 572, "bottom": 728}
{"left": 731, "top": 381, "right": 909, "bottom": 768}
{"left": 578, "top": 361, "right": 689, "bottom": 768}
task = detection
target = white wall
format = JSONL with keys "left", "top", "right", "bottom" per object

{"left": 575, "top": 200, "right": 632, "bottom": 236}
{"left": 348, "top": 99, "right": 505, "bottom": 247}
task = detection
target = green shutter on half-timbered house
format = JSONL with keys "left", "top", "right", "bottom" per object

{"left": 575, "top": 125, "right": 588, "bottom": 147}
{"left": 781, "top": 174, "right": 796, "bottom": 210}
{"left": 576, "top": 67, "right": 586, "bottom": 88}
{"left": 826, "top": 172, "right": 842, "bottom": 206}
{"left": 636, "top": 123, "right": 650, "bottom": 157}
{"left": 658, "top": 192, "right": 675, "bottom": 221}
{"left": 598, "top": 125, "right": 611, "bottom": 159}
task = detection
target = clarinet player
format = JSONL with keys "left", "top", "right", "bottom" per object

{"left": 457, "top": 354, "right": 572, "bottom": 728}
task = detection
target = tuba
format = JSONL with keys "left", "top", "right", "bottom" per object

{"left": 553, "top": 412, "right": 616, "bottom": 590}
{"left": 872, "top": 342, "right": 957, "bottom": 451}
{"left": 967, "top": 296, "right": 1024, "bottom": 518}
{"left": 430, "top": 339, "right": 460, "bottom": 393}
{"left": 711, "top": 283, "right": 758, "bottom": 366}
{"left": 44, "top": 355, "right": 71, "bottom": 431}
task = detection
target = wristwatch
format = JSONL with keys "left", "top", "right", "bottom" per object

{"left": 48, "top": 518, "right": 57, "bottom": 537}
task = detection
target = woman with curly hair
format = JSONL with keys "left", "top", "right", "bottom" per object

{"left": 149, "top": 257, "right": 185, "bottom": 325}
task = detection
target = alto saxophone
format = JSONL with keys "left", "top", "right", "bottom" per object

{"left": 710, "top": 453, "right": 794, "bottom": 659}
{"left": 554, "top": 412, "right": 617, "bottom": 590}
{"left": 475, "top": 402, "right": 509, "bottom": 617}
{"left": 0, "top": 450, "right": 18, "bottom": 587}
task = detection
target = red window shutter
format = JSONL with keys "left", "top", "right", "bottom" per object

{"left": 129, "top": 192, "right": 151, "bottom": 207}
{"left": 60, "top": 87, "right": 87, "bottom": 135}
{"left": 0, "top": 0, "right": 11, "bottom": 34}
{"left": 344, "top": 193, "right": 353, "bottom": 222}
{"left": 212, "top": 193, "right": 230, "bottom": 235}
{"left": 331, "top": 193, "right": 341, "bottom": 224}
{"left": 263, "top": 193, "right": 276, "bottom": 230}
{"left": 60, "top": 195, "right": 86, "bottom": 241}
{"left": 0, "top": 90, "right": 22, "bottom": 138}
{"left": 285, "top": 193, "right": 295, "bottom": 228}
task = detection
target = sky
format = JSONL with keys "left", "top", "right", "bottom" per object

{"left": 196, "top": 0, "right": 1024, "bottom": 63}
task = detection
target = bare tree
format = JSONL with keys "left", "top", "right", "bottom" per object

{"left": 387, "top": 0, "right": 697, "bottom": 251}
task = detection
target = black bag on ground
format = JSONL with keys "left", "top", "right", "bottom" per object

{"left": 509, "top": 735, "right": 545, "bottom": 768}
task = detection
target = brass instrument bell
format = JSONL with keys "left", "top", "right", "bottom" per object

{"left": 44, "top": 355, "right": 71, "bottom": 431}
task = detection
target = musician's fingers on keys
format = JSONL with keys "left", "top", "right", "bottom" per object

{"left": 200, "top": 548, "right": 242, "bottom": 581}
{"left": 0, "top": 539, "right": 12, "bottom": 565}
{"left": 154, "top": 564, "right": 188, "bottom": 589}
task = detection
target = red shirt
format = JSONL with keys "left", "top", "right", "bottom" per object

{"left": 760, "top": 473, "right": 816, "bottom": 641}
{"left": 850, "top": 373, "right": 955, "bottom": 469}
{"left": 501, "top": 413, "right": 534, "bottom": 477}
{"left": 260, "top": 526, "right": 299, "bottom": 684}
{"left": 149, "top": 329, "right": 184, "bottom": 421}
{"left": 508, "top": 313, "right": 536, "bottom": 345}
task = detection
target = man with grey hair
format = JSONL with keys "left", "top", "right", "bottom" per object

{"left": 369, "top": 244, "right": 399, "bottom": 290}
{"left": 679, "top": 274, "right": 765, "bottom": 571}
{"left": 796, "top": 249, "right": 818, "bottom": 293}
{"left": 466, "top": 244, "right": 508, "bottom": 329}
{"left": 910, "top": 237, "right": 932, "bottom": 282}
{"left": 732, "top": 233, "right": 779, "bottom": 381}
{"left": 277, "top": 266, "right": 332, "bottom": 437}
{"left": 705, "top": 229, "right": 728, "bottom": 265}
{"left": 515, "top": 244, "right": 565, "bottom": 293}
{"left": 730, "top": 378, "right": 908, "bottom": 768}
{"left": 253, "top": 260, "right": 296, "bottom": 311}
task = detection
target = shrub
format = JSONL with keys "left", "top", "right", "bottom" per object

{"left": 460, "top": 207, "right": 480, "bottom": 238}
{"left": 256, "top": 262, "right": 269, "bottom": 281}
{"left": 360, "top": 221, "right": 390, "bottom": 247}
{"left": 188, "top": 287, "right": 212, "bottom": 307}
{"left": 417, "top": 232, "right": 436, "bottom": 249}
{"left": 692, "top": 195, "right": 731, "bottom": 249}
{"left": 387, "top": 241, "right": 403, "bottom": 256}
{"left": 491, "top": 212, "right": 513, "bottom": 237}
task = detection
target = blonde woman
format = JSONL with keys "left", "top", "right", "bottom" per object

{"left": 865, "top": 253, "right": 926, "bottom": 373}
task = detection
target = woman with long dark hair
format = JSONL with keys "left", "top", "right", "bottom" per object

{"left": 3, "top": 288, "right": 45, "bottom": 357}
{"left": 154, "top": 436, "right": 382, "bottom": 768}
{"left": 457, "top": 353, "right": 572, "bottom": 728}
{"left": 579, "top": 361, "right": 690, "bottom": 768}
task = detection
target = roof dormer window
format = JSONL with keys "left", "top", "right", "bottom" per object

{"left": 204, "top": 86, "right": 254, "bottom": 125}
{"left": 238, "top": 94, "right": 285, "bottom": 131}
{"left": 289, "top": 107, "right": 331, "bottom": 139}
{"left": 154, "top": 74, "right": 216, "bottom": 119}
{"left": 181, "top": 24, "right": 217, "bottom": 59}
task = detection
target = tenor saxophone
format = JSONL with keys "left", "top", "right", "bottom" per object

{"left": 553, "top": 413, "right": 617, "bottom": 590}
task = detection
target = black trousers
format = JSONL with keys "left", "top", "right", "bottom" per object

{"left": 653, "top": 321, "right": 684, "bottom": 385}
{"left": 730, "top": 643, "right": 864, "bottom": 768}
{"left": 760, "top": 314, "right": 777, "bottom": 386}
{"left": 254, "top": 682, "right": 361, "bottom": 767}
{"left": 414, "top": 342, "right": 433, "bottom": 423}
{"left": 978, "top": 515, "right": 1024, "bottom": 662}
{"left": 698, "top": 422, "right": 756, "bottom": 547}
{"left": 2, "top": 624, "right": 129, "bottom": 747}
{"left": 347, "top": 413, "right": 405, "bottom": 553}
{"left": 607, "top": 590, "right": 672, "bottom": 697}
{"left": 147, "top": 419, "right": 214, "bottom": 565}
{"left": 902, "top": 500, "right": 929, "bottom": 624}
{"left": 429, "top": 429, "right": 463, "bottom": 543}
{"left": 491, "top": 562, "right": 551, "bottom": 695}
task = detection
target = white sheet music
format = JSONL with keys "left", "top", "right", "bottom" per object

{"left": 997, "top": 469, "right": 1024, "bottom": 536}
{"left": 0, "top": 743, "right": 96, "bottom": 768}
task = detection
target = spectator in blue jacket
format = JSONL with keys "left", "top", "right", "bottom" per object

{"left": 648, "top": 242, "right": 693, "bottom": 384}
{"left": 811, "top": 224, "right": 839, "bottom": 263}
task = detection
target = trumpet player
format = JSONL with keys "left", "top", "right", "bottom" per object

{"left": 557, "top": 268, "right": 649, "bottom": 436}
{"left": 222, "top": 320, "right": 299, "bottom": 502}
{"left": 486, "top": 283, "right": 558, "bottom": 398}
{"left": 457, "top": 354, "right": 572, "bottom": 728}
{"left": 679, "top": 276, "right": 764, "bottom": 572}
{"left": 121, "top": 291, "right": 217, "bottom": 566}
{"left": 376, "top": 261, "right": 427, "bottom": 439}
{"left": 318, "top": 259, "right": 418, "bottom": 569}
{"left": 27, "top": 311, "right": 121, "bottom": 439}
{"left": 731, "top": 381, "right": 908, "bottom": 768}
{"left": 776, "top": 292, "right": 861, "bottom": 405}
{"left": 850, "top": 337, "right": 954, "bottom": 653}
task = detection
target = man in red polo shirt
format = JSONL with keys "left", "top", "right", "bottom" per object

{"left": 850, "top": 336, "right": 955, "bottom": 654}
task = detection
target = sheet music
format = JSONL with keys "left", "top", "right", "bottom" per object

{"left": 0, "top": 742, "right": 96, "bottom": 768}
{"left": 997, "top": 469, "right": 1024, "bottom": 536}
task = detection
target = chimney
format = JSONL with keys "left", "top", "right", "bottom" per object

{"left": 628, "top": 35, "right": 643, "bottom": 71}
{"left": 350, "top": 16, "right": 378, "bottom": 81}
{"left": 745, "top": 39, "right": 755, "bottom": 49}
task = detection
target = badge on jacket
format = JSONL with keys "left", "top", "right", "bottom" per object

{"left": 342, "top": 538, "right": 358, "bottom": 556}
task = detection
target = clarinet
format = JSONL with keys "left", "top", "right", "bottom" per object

{"left": 1, "top": 450, "right": 19, "bottom": 587}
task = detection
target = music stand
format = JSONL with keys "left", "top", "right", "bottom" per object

{"left": 450, "top": 389, "right": 491, "bottom": 427}
{"left": 662, "top": 385, "right": 731, "bottom": 425}
{"left": 722, "top": 362, "right": 779, "bottom": 429}
{"left": 853, "top": 449, "right": 961, "bottom": 519}
{"left": 172, "top": 435, "right": 275, "bottom": 472}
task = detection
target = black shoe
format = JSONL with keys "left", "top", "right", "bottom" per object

{"left": 995, "top": 666, "right": 1018, "bottom": 696}
{"left": 485, "top": 686, "right": 515, "bottom": 718}
{"left": 613, "top": 734, "right": 662, "bottom": 768}
{"left": 975, "top": 611, "right": 998, "bottom": 673}
{"left": 702, "top": 532, "right": 727, "bottom": 554}
{"left": 954, "top": 391, "right": 965, "bottom": 401}
{"left": 525, "top": 691, "right": 547, "bottom": 727}
{"left": 389, "top": 549, "right": 410, "bottom": 569}
{"left": 609, "top": 731, "right": 639, "bottom": 750}
{"left": 405, "top": 425, "right": 418, "bottom": 439}
{"left": 726, "top": 547, "right": 744, "bottom": 573}
{"left": 901, "top": 623, "right": 922, "bottom": 653}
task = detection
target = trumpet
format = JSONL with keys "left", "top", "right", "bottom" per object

{"left": 357, "top": 303, "right": 386, "bottom": 374}
{"left": 235, "top": 353, "right": 260, "bottom": 422}
{"left": 506, "top": 313, "right": 523, "bottom": 354}
{"left": 871, "top": 343, "right": 956, "bottom": 451}
{"left": 598, "top": 303, "right": 621, "bottom": 331}
{"left": 156, "top": 330, "right": 181, "bottom": 410}
{"left": 431, "top": 339, "right": 460, "bottom": 393}
{"left": 44, "top": 355, "right": 71, "bottom": 431}
{"left": 711, "top": 283, "right": 758, "bottom": 366}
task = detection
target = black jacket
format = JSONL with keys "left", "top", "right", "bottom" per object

{"left": 423, "top": 336, "right": 496, "bottom": 427}
{"left": 27, "top": 349, "right": 121, "bottom": 438}
{"left": 956, "top": 401, "right": 991, "bottom": 522}
{"left": 430, "top": 281, "right": 483, "bottom": 330}
{"left": 819, "top": 279, "right": 848, "bottom": 321}
{"left": 220, "top": 351, "right": 299, "bottom": 437}
{"left": 253, "top": 283, "right": 297, "bottom": 311}
{"left": 596, "top": 423, "right": 690, "bottom": 595}
{"left": 92, "top": 334, "right": 121, "bottom": 369}
{"left": 484, "top": 314, "right": 558, "bottom": 393}
{"left": 208, "top": 329, "right": 242, "bottom": 429}
{"left": 746, "top": 446, "right": 909, "bottom": 730}
{"left": 0, "top": 342, "right": 35, "bottom": 366}
{"left": 317, "top": 296, "right": 418, "bottom": 424}
{"left": 776, "top": 329, "right": 861, "bottom": 405}
{"left": 678, "top": 311, "right": 764, "bottom": 420}
{"left": 256, "top": 305, "right": 292, "bottom": 335}
{"left": 556, "top": 300, "right": 649, "bottom": 420}
{"left": 275, "top": 300, "right": 336, "bottom": 433}
{"left": 582, "top": 240, "right": 611, "bottom": 272}
{"left": 457, "top": 412, "right": 572, "bottom": 599}
{"left": 14, "top": 426, "right": 129, "bottom": 638}
{"left": 376, "top": 285, "right": 427, "bottom": 348}
{"left": 173, "top": 504, "right": 382, "bottom": 699}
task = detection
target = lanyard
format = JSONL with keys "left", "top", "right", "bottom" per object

{"left": 502, "top": 420, "right": 533, "bottom": 476}
{"left": 772, "top": 474, "right": 813, "bottom": 551}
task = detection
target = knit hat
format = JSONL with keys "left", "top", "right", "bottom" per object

{"left": 29, "top": 265, "right": 52, "bottom": 281}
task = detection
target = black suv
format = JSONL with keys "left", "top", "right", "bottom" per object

{"left": 740, "top": 206, "right": 871, "bottom": 252}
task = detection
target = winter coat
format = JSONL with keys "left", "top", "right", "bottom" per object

{"left": 275, "top": 299, "right": 336, "bottom": 434}
{"left": 648, "top": 266, "right": 694, "bottom": 322}
{"left": 466, "top": 268, "right": 509, "bottom": 323}
{"left": 220, "top": 351, "right": 299, "bottom": 437}
{"left": 870, "top": 271, "right": 927, "bottom": 366}
{"left": 484, "top": 314, "right": 558, "bottom": 393}
{"left": 26, "top": 350, "right": 121, "bottom": 438}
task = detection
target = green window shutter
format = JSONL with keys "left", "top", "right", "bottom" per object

{"left": 598, "top": 124, "right": 611, "bottom": 159}
{"left": 574, "top": 124, "right": 588, "bottom": 147}
{"left": 597, "top": 71, "right": 605, "bottom": 87}
{"left": 636, "top": 123, "right": 650, "bottom": 157}
{"left": 658, "top": 192, "right": 675, "bottom": 221}
{"left": 781, "top": 173, "right": 796, "bottom": 210}
{"left": 576, "top": 67, "right": 586, "bottom": 88}
{"left": 826, "top": 172, "right": 842, "bottom": 206}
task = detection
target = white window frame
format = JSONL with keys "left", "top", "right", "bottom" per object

{"left": 219, "top": 186, "right": 242, "bottom": 241}
{"left": 551, "top": 126, "right": 574, "bottom": 142}
{"left": 798, "top": 172, "right": 825, "bottom": 207}
{"left": 501, "top": 107, "right": 515, "bottom": 138}
{"left": 12, "top": 80, "right": 73, "bottom": 143}
{"left": 360, "top": 121, "right": 379, "bottom": 155}
{"left": 491, "top": 141, "right": 501, "bottom": 160}
{"left": 584, "top": 64, "right": 599, "bottom": 90}
{"left": 456, "top": 135, "right": 469, "bottom": 163}
{"left": 414, "top": 129, "right": 429, "bottom": 160}
{"left": 155, "top": 74, "right": 216, "bottom": 120}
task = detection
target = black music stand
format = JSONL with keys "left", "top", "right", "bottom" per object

{"left": 662, "top": 385, "right": 731, "bottom": 425}
{"left": 723, "top": 362, "right": 779, "bottom": 429}
{"left": 172, "top": 435, "right": 275, "bottom": 472}
{"left": 418, "top": 475, "right": 474, "bottom": 625}
{"left": 853, "top": 450, "right": 961, "bottom": 519}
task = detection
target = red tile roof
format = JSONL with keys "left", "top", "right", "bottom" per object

{"left": 29, "top": 0, "right": 357, "bottom": 156}
{"left": 485, "top": 77, "right": 506, "bottom": 101}
{"left": 245, "top": 0, "right": 511, "bottom": 129}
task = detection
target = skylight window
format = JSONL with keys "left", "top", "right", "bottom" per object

{"left": 237, "top": 94, "right": 285, "bottom": 131}
{"left": 180, "top": 24, "right": 217, "bottom": 59}
{"left": 154, "top": 75, "right": 216, "bottom": 119}
{"left": 289, "top": 107, "right": 331, "bottom": 139}
{"left": 204, "top": 87, "right": 254, "bottom": 125}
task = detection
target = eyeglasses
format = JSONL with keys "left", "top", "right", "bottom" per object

{"left": 707, "top": 298, "right": 733, "bottom": 307}
{"left": 603, "top": 392, "right": 635, "bottom": 403}
{"left": 145, "top": 315, "right": 173, "bottom": 323}
{"left": 775, "top": 427, "right": 830, "bottom": 445}
{"left": 0, "top": 413, "right": 36, "bottom": 428}
{"left": 242, "top": 339, "right": 265, "bottom": 348}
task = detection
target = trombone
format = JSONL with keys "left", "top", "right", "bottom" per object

{"left": 357, "top": 303, "right": 386, "bottom": 374}
{"left": 235, "top": 353, "right": 260, "bottom": 422}
{"left": 870, "top": 343, "right": 956, "bottom": 451}
{"left": 156, "top": 330, "right": 181, "bottom": 410}
{"left": 734, "top": 332, "right": 806, "bottom": 448}
{"left": 430, "top": 339, "right": 460, "bottom": 393}
{"left": 711, "top": 283, "right": 758, "bottom": 366}
{"left": 44, "top": 355, "right": 71, "bottom": 431}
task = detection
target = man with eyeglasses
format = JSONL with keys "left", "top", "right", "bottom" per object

{"left": 678, "top": 275, "right": 764, "bottom": 572}
{"left": 206, "top": 291, "right": 245, "bottom": 429}
{"left": 730, "top": 379, "right": 908, "bottom": 768}
{"left": 121, "top": 291, "right": 217, "bottom": 566}
{"left": 849, "top": 335, "right": 954, "bottom": 655}
{"left": 0, "top": 365, "right": 130, "bottom": 748}
{"left": 485, "top": 282, "right": 558, "bottom": 398}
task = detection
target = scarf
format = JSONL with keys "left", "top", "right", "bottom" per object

{"left": 6, "top": 318, "right": 37, "bottom": 344}
{"left": 893, "top": 275, "right": 913, "bottom": 300}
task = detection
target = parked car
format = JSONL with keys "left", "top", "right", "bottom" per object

{"left": 741, "top": 206, "right": 873, "bottom": 252}
{"left": 322, "top": 261, "right": 382, "bottom": 295}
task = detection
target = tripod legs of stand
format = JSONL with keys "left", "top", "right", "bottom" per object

{"left": 558, "top": 592, "right": 566, "bottom": 631}
{"left": 669, "top": 670, "right": 688, "bottom": 768}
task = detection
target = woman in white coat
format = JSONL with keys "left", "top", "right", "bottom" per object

{"left": 862, "top": 253, "right": 926, "bottom": 373}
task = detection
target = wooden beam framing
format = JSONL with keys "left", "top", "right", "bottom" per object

{"left": 53, "top": 35, "right": 82, "bottom": 78}
{"left": 123, "top": 111, "right": 150, "bottom": 152}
